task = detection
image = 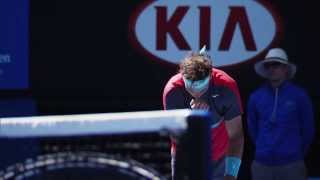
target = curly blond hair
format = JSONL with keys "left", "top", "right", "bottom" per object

{"left": 179, "top": 53, "right": 212, "bottom": 81}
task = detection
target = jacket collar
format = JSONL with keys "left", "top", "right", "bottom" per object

{"left": 265, "top": 80, "right": 290, "bottom": 91}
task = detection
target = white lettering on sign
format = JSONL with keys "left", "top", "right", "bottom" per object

{"left": 0, "top": 54, "right": 11, "bottom": 64}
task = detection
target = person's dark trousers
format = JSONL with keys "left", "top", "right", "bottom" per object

{"left": 251, "top": 160, "right": 306, "bottom": 180}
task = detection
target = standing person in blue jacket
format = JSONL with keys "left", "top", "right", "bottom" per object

{"left": 247, "top": 48, "right": 315, "bottom": 180}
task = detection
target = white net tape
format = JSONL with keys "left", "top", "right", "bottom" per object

{"left": 0, "top": 109, "right": 191, "bottom": 138}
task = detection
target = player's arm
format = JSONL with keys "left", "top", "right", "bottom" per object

{"left": 225, "top": 115, "right": 244, "bottom": 157}
{"left": 163, "top": 88, "right": 186, "bottom": 139}
{"left": 223, "top": 81, "right": 244, "bottom": 180}
{"left": 223, "top": 115, "right": 243, "bottom": 180}
{"left": 163, "top": 88, "right": 186, "bottom": 110}
{"left": 225, "top": 115, "right": 244, "bottom": 178}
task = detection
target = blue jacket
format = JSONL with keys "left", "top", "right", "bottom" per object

{"left": 247, "top": 81, "right": 314, "bottom": 165}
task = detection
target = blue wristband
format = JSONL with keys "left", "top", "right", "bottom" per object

{"left": 225, "top": 156, "right": 241, "bottom": 177}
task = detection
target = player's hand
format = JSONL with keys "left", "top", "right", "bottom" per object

{"left": 190, "top": 99, "right": 209, "bottom": 110}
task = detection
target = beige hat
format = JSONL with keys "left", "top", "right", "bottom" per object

{"left": 254, "top": 48, "right": 297, "bottom": 79}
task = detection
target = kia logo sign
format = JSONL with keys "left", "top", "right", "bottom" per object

{"left": 129, "top": 0, "right": 282, "bottom": 67}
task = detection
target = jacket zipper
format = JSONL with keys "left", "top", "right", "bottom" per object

{"left": 271, "top": 88, "right": 278, "bottom": 123}
{"left": 270, "top": 87, "right": 278, "bottom": 164}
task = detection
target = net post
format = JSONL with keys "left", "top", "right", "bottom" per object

{"left": 175, "top": 110, "right": 212, "bottom": 180}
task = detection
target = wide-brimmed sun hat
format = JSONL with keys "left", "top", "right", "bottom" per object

{"left": 254, "top": 48, "right": 297, "bottom": 79}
